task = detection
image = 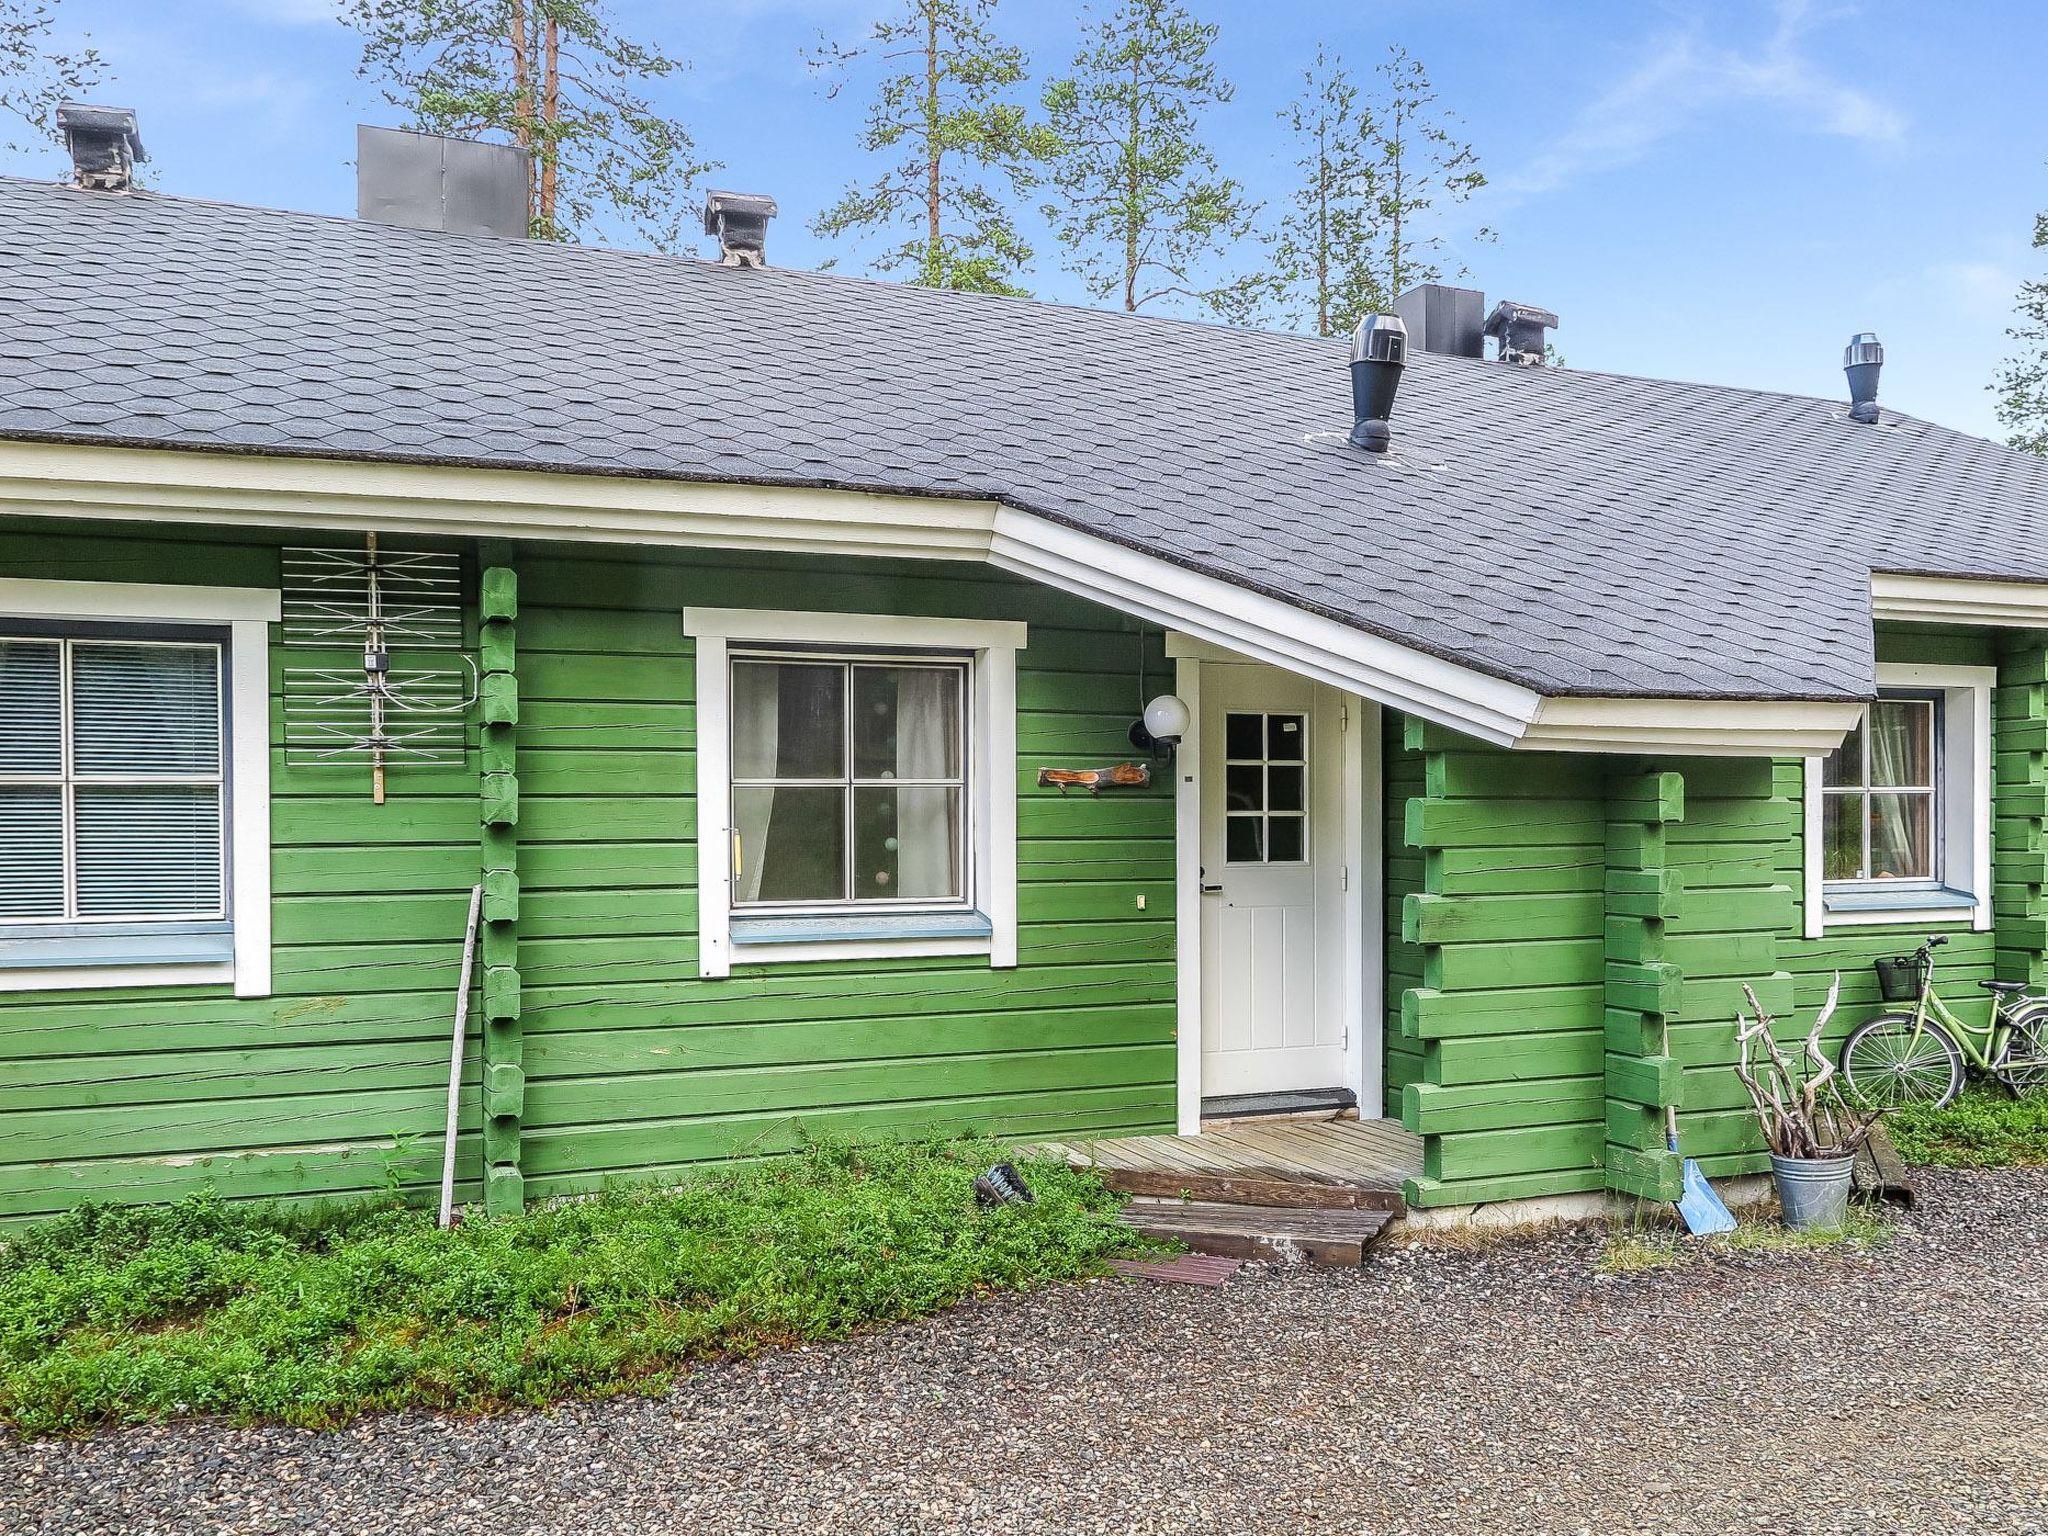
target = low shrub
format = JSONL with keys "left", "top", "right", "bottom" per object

{"left": 1887, "top": 1088, "right": 2048, "bottom": 1168}
{"left": 0, "top": 1139, "right": 1145, "bottom": 1435}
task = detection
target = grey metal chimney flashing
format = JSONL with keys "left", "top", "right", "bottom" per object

{"left": 1484, "top": 300, "right": 1559, "bottom": 366}
{"left": 704, "top": 191, "right": 778, "bottom": 268}
{"left": 56, "top": 104, "right": 145, "bottom": 191}
{"left": 357, "top": 126, "right": 530, "bottom": 239}
{"left": 1349, "top": 313, "right": 1409, "bottom": 453}
{"left": 1391, "top": 283, "right": 1485, "bottom": 359}
{"left": 1844, "top": 331, "right": 1883, "bottom": 424}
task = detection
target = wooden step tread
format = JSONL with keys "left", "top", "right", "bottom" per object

{"left": 1087, "top": 1165, "right": 1405, "bottom": 1212}
{"left": 1118, "top": 1200, "right": 1393, "bottom": 1266}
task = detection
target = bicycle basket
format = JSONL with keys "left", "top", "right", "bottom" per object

{"left": 1873, "top": 954, "right": 1926, "bottom": 1003}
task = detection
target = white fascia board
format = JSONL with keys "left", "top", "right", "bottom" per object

{"left": 0, "top": 575, "right": 282, "bottom": 624}
{"left": 1520, "top": 697, "right": 1866, "bottom": 757}
{"left": 1872, "top": 572, "right": 2048, "bottom": 627}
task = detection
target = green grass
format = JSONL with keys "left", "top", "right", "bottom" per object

{"left": 1600, "top": 1205, "right": 1894, "bottom": 1275}
{"left": 0, "top": 1139, "right": 1148, "bottom": 1437}
{"left": 1887, "top": 1088, "right": 2048, "bottom": 1168}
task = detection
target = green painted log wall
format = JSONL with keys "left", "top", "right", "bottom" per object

{"left": 0, "top": 520, "right": 1176, "bottom": 1222}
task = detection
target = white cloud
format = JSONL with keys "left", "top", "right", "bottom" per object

{"left": 1927, "top": 259, "right": 2023, "bottom": 322}
{"left": 219, "top": 0, "right": 341, "bottom": 24}
{"left": 1500, "top": 0, "right": 1905, "bottom": 200}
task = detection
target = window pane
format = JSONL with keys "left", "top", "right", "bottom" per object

{"left": 1267, "top": 765, "right": 1305, "bottom": 813}
{"left": 1868, "top": 792, "right": 1933, "bottom": 880}
{"left": 1820, "top": 717, "right": 1863, "bottom": 788}
{"left": 1822, "top": 792, "right": 1864, "bottom": 881}
{"left": 0, "top": 640, "right": 62, "bottom": 775}
{"left": 71, "top": 643, "right": 221, "bottom": 776}
{"left": 1867, "top": 699, "right": 1932, "bottom": 788}
{"left": 1225, "top": 713, "right": 1262, "bottom": 760}
{"left": 1225, "top": 815, "right": 1264, "bottom": 863}
{"left": 0, "top": 785, "right": 64, "bottom": 917}
{"left": 1267, "top": 714, "right": 1305, "bottom": 762}
{"left": 1267, "top": 815, "right": 1306, "bottom": 863}
{"left": 1225, "top": 763, "right": 1263, "bottom": 813}
{"left": 733, "top": 785, "right": 845, "bottom": 903}
{"left": 852, "top": 666, "right": 960, "bottom": 780}
{"left": 853, "top": 785, "right": 961, "bottom": 900}
{"left": 74, "top": 784, "right": 224, "bottom": 916}
{"left": 731, "top": 662, "right": 843, "bottom": 780}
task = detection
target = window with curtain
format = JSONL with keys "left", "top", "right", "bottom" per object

{"left": 1820, "top": 691, "right": 1939, "bottom": 883}
{"left": 729, "top": 654, "right": 967, "bottom": 909}
{"left": 0, "top": 634, "right": 228, "bottom": 925}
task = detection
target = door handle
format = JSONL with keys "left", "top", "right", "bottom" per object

{"left": 1200, "top": 883, "right": 1224, "bottom": 894}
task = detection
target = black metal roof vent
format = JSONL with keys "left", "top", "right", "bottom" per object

{"left": 703, "top": 191, "right": 778, "bottom": 268}
{"left": 1349, "top": 313, "right": 1409, "bottom": 453}
{"left": 1844, "top": 332, "right": 1884, "bottom": 424}
{"left": 1484, "top": 300, "right": 1557, "bottom": 366}
{"left": 55, "top": 104, "right": 145, "bottom": 191}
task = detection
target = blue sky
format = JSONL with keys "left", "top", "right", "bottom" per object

{"left": 19, "top": 0, "right": 2046, "bottom": 437}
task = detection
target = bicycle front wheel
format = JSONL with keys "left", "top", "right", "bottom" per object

{"left": 1994, "top": 1002, "right": 2048, "bottom": 1097}
{"left": 1840, "top": 1013, "right": 1965, "bottom": 1110}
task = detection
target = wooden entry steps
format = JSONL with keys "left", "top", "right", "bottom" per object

{"left": 1118, "top": 1199, "right": 1394, "bottom": 1266}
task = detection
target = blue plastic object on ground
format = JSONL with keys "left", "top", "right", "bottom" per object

{"left": 1669, "top": 1107, "right": 1737, "bottom": 1235}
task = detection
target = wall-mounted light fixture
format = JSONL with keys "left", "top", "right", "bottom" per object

{"left": 1130, "top": 693, "right": 1191, "bottom": 755}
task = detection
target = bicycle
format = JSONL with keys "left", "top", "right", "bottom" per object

{"left": 1838, "top": 934, "right": 2048, "bottom": 1110}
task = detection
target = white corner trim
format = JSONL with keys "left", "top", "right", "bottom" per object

{"left": 0, "top": 575, "right": 282, "bottom": 624}
{"left": 1522, "top": 696, "right": 1865, "bottom": 757}
{"left": 683, "top": 607, "right": 1026, "bottom": 981}
{"left": 1872, "top": 572, "right": 2048, "bottom": 627}
{"left": 1172, "top": 656, "right": 1203, "bottom": 1135}
{"left": 1801, "top": 662, "right": 1995, "bottom": 939}
{"left": 0, "top": 582, "right": 277, "bottom": 997}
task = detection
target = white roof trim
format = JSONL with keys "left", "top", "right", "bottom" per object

{"left": 0, "top": 438, "right": 1866, "bottom": 755}
{"left": 1871, "top": 571, "right": 2048, "bottom": 627}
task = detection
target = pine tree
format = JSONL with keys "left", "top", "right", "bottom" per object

{"left": 1364, "top": 45, "right": 1488, "bottom": 299}
{"left": 1270, "top": 45, "right": 1383, "bottom": 337}
{"left": 1994, "top": 206, "right": 2048, "bottom": 455}
{"left": 345, "top": 0, "right": 715, "bottom": 250}
{"left": 1040, "top": 0, "right": 1266, "bottom": 320}
{"left": 810, "top": 0, "right": 1050, "bottom": 296}
{"left": 1, "top": 0, "right": 103, "bottom": 157}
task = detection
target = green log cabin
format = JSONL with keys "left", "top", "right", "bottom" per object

{"left": 3, "top": 122, "right": 2047, "bottom": 1225}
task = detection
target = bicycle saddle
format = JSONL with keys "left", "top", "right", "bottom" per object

{"left": 1980, "top": 980, "right": 2030, "bottom": 995}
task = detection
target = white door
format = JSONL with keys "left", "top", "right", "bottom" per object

{"left": 1198, "top": 663, "right": 1348, "bottom": 1098}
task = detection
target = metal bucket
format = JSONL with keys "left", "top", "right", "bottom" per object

{"left": 1771, "top": 1153, "right": 1856, "bottom": 1230}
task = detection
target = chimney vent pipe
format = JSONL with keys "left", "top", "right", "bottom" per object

{"left": 56, "top": 104, "right": 145, "bottom": 191}
{"left": 1844, "top": 332, "right": 1883, "bottom": 424}
{"left": 1349, "top": 313, "right": 1409, "bottom": 453}
{"left": 704, "top": 190, "right": 778, "bottom": 268}
{"left": 1484, "top": 300, "right": 1558, "bottom": 366}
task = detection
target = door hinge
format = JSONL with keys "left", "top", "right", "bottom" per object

{"left": 1340, "top": 703, "right": 1350, "bottom": 731}
{"left": 1340, "top": 864, "right": 1349, "bottom": 892}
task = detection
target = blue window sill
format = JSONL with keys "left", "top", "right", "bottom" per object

{"left": 730, "top": 910, "right": 993, "bottom": 946}
{"left": 0, "top": 923, "right": 235, "bottom": 971}
{"left": 1822, "top": 885, "right": 1975, "bottom": 916}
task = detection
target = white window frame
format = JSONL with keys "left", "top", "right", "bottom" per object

{"left": 684, "top": 607, "right": 1024, "bottom": 977}
{"left": 1803, "top": 662, "right": 1993, "bottom": 937}
{"left": 0, "top": 578, "right": 279, "bottom": 995}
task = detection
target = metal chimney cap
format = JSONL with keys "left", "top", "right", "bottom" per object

{"left": 703, "top": 190, "right": 778, "bottom": 268}
{"left": 55, "top": 103, "right": 146, "bottom": 190}
{"left": 1844, "top": 331, "right": 1884, "bottom": 368}
{"left": 1844, "top": 330, "right": 1884, "bottom": 423}
{"left": 1351, "top": 313, "right": 1409, "bottom": 366}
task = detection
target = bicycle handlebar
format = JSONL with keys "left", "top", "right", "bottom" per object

{"left": 1925, "top": 935, "right": 1950, "bottom": 950}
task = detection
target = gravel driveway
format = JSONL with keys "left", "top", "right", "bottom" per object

{"left": 11, "top": 1168, "right": 2047, "bottom": 1536}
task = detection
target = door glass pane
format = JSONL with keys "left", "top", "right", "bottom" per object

{"left": 1267, "top": 765, "right": 1305, "bottom": 813}
{"left": 0, "top": 785, "right": 64, "bottom": 917}
{"left": 1225, "top": 816, "right": 1264, "bottom": 863}
{"left": 852, "top": 666, "right": 960, "bottom": 780}
{"left": 1822, "top": 792, "right": 1864, "bottom": 881}
{"left": 733, "top": 785, "right": 845, "bottom": 902}
{"left": 1868, "top": 792, "right": 1933, "bottom": 880}
{"left": 74, "top": 784, "right": 224, "bottom": 916}
{"left": 1267, "top": 814, "right": 1305, "bottom": 863}
{"left": 1225, "top": 763, "right": 1263, "bottom": 812}
{"left": 731, "top": 662, "right": 843, "bottom": 780}
{"left": 1821, "top": 717, "right": 1863, "bottom": 788}
{"left": 854, "top": 785, "right": 960, "bottom": 899}
{"left": 71, "top": 643, "right": 221, "bottom": 776}
{"left": 1866, "top": 699, "right": 1932, "bottom": 788}
{"left": 1225, "top": 713, "right": 1263, "bottom": 760}
{"left": 1266, "top": 714, "right": 1305, "bottom": 762}
{"left": 0, "top": 640, "right": 62, "bottom": 775}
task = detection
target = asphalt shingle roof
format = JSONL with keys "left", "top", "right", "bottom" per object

{"left": 3, "top": 175, "right": 2046, "bottom": 700}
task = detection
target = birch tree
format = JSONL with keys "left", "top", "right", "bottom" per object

{"left": 810, "top": 0, "right": 1050, "bottom": 296}
{"left": 1994, "top": 203, "right": 2048, "bottom": 455}
{"left": 1040, "top": 0, "right": 1265, "bottom": 319}
{"left": 346, "top": 0, "right": 715, "bottom": 250}
{"left": 1269, "top": 45, "right": 1382, "bottom": 337}
{"left": 1363, "top": 45, "right": 1487, "bottom": 299}
{"left": 1, "top": 0, "right": 103, "bottom": 156}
